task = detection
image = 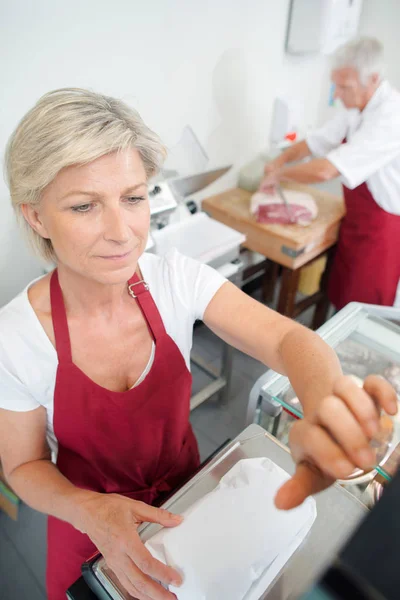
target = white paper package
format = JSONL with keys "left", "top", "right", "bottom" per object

{"left": 145, "top": 458, "right": 317, "bottom": 600}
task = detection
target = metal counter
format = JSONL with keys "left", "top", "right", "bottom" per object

{"left": 86, "top": 425, "right": 366, "bottom": 600}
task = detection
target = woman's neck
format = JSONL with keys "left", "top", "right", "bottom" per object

{"left": 56, "top": 263, "right": 137, "bottom": 318}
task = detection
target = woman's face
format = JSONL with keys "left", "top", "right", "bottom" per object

{"left": 26, "top": 148, "right": 151, "bottom": 285}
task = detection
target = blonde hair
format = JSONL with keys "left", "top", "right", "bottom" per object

{"left": 332, "top": 37, "right": 384, "bottom": 86}
{"left": 4, "top": 88, "right": 166, "bottom": 263}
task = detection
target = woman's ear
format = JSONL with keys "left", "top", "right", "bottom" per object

{"left": 20, "top": 204, "right": 51, "bottom": 239}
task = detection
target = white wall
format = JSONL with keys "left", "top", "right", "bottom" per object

{"left": 0, "top": 0, "right": 397, "bottom": 305}
{"left": 359, "top": 0, "right": 400, "bottom": 88}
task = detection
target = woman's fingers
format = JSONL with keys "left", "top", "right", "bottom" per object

{"left": 275, "top": 461, "right": 334, "bottom": 510}
{"left": 127, "top": 536, "right": 182, "bottom": 588}
{"left": 116, "top": 554, "right": 177, "bottom": 600}
{"left": 134, "top": 502, "right": 183, "bottom": 528}
{"left": 363, "top": 375, "right": 398, "bottom": 415}
{"left": 278, "top": 375, "right": 398, "bottom": 510}
{"left": 289, "top": 419, "right": 356, "bottom": 480}
{"left": 114, "top": 570, "right": 154, "bottom": 600}
{"left": 317, "top": 394, "right": 376, "bottom": 470}
{"left": 329, "top": 376, "right": 381, "bottom": 437}
{"left": 276, "top": 419, "right": 355, "bottom": 509}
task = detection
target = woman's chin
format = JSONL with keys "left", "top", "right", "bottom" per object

{"left": 69, "top": 259, "right": 139, "bottom": 286}
{"left": 58, "top": 250, "right": 143, "bottom": 286}
{"left": 94, "top": 259, "right": 140, "bottom": 284}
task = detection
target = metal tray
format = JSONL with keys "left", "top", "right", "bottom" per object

{"left": 84, "top": 424, "right": 365, "bottom": 600}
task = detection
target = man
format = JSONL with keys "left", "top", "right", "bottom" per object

{"left": 261, "top": 37, "right": 400, "bottom": 310}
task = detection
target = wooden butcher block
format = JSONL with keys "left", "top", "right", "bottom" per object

{"left": 202, "top": 182, "right": 345, "bottom": 269}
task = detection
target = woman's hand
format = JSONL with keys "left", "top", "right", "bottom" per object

{"left": 76, "top": 493, "right": 183, "bottom": 600}
{"left": 275, "top": 375, "right": 398, "bottom": 510}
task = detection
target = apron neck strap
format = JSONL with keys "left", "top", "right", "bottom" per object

{"left": 127, "top": 273, "right": 166, "bottom": 340}
{"left": 50, "top": 270, "right": 73, "bottom": 363}
{"left": 49, "top": 270, "right": 166, "bottom": 363}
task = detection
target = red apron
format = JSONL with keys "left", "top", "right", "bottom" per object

{"left": 46, "top": 270, "right": 200, "bottom": 600}
{"left": 328, "top": 179, "right": 400, "bottom": 310}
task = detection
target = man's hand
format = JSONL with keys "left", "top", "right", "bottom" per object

{"left": 259, "top": 158, "right": 285, "bottom": 194}
{"left": 259, "top": 169, "right": 280, "bottom": 194}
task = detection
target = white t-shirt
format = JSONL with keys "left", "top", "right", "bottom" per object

{"left": 306, "top": 80, "right": 400, "bottom": 215}
{"left": 0, "top": 249, "right": 226, "bottom": 456}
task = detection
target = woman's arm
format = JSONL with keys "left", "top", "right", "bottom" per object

{"left": 0, "top": 406, "right": 88, "bottom": 526}
{"left": 204, "top": 283, "right": 398, "bottom": 504}
{"left": 0, "top": 407, "right": 183, "bottom": 600}
{"left": 203, "top": 282, "right": 342, "bottom": 415}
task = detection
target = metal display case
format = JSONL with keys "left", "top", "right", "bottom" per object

{"left": 247, "top": 302, "right": 400, "bottom": 504}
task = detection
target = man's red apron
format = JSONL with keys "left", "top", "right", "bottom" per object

{"left": 46, "top": 270, "right": 200, "bottom": 599}
{"left": 328, "top": 164, "right": 400, "bottom": 310}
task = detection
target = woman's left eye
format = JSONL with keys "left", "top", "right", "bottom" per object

{"left": 125, "top": 196, "right": 146, "bottom": 205}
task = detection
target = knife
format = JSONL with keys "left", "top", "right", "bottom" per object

{"left": 276, "top": 185, "right": 295, "bottom": 224}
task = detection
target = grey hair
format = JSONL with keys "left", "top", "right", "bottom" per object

{"left": 331, "top": 37, "right": 385, "bottom": 86}
{"left": 4, "top": 88, "right": 166, "bottom": 263}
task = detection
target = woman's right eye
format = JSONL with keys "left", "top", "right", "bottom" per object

{"left": 71, "top": 203, "right": 92, "bottom": 213}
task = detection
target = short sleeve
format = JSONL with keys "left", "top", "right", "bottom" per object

{"left": 306, "top": 111, "right": 350, "bottom": 158}
{"left": 327, "top": 115, "right": 400, "bottom": 189}
{"left": 166, "top": 249, "right": 227, "bottom": 322}
{"left": 0, "top": 359, "right": 40, "bottom": 412}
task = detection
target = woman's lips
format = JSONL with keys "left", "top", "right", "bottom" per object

{"left": 97, "top": 250, "right": 132, "bottom": 261}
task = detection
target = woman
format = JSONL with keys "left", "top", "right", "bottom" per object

{"left": 0, "top": 88, "right": 397, "bottom": 600}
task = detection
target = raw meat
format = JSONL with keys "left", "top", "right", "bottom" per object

{"left": 251, "top": 190, "right": 318, "bottom": 226}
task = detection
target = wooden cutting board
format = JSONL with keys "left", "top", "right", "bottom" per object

{"left": 202, "top": 182, "right": 345, "bottom": 269}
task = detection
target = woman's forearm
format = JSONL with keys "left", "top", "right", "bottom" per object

{"left": 7, "top": 459, "right": 96, "bottom": 531}
{"left": 279, "top": 327, "right": 343, "bottom": 416}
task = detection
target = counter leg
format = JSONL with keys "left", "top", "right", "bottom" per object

{"left": 219, "top": 340, "right": 234, "bottom": 405}
{"left": 262, "top": 261, "right": 280, "bottom": 305}
{"left": 277, "top": 267, "right": 301, "bottom": 317}
{"left": 312, "top": 247, "right": 335, "bottom": 330}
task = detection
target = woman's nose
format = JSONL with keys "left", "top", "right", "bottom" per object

{"left": 103, "top": 207, "right": 130, "bottom": 243}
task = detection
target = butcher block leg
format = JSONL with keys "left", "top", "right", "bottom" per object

{"left": 262, "top": 261, "right": 280, "bottom": 304}
{"left": 277, "top": 267, "right": 301, "bottom": 317}
{"left": 312, "top": 248, "right": 335, "bottom": 330}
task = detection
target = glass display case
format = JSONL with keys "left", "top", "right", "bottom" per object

{"left": 248, "top": 302, "right": 400, "bottom": 506}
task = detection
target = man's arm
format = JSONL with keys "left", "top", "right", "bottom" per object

{"left": 266, "top": 140, "right": 312, "bottom": 171}
{"left": 262, "top": 112, "right": 348, "bottom": 191}
{"left": 260, "top": 157, "right": 340, "bottom": 192}
{"left": 280, "top": 158, "right": 340, "bottom": 183}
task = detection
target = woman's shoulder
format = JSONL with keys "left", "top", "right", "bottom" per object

{"left": 0, "top": 274, "right": 52, "bottom": 367}
{"left": 0, "top": 275, "right": 49, "bottom": 332}
{"left": 0, "top": 288, "right": 33, "bottom": 337}
{"left": 139, "top": 248, "right": 202, "bottom": 280}
{"left": 0, "top": 276, "right": 56, "bottom": 411}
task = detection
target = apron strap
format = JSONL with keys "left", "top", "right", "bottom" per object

{"left": 128, "top": 273, "right": 166, "bottom": 340}
{"left": 49, "top": 270, "right": 166, "bottom": 363}
{"left": 50, "top": 270, "right": 73, "bottom": 363}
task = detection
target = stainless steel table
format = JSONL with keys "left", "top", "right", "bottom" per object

{"left": 87, "top": 424, "right": 366, "bottom": 600}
